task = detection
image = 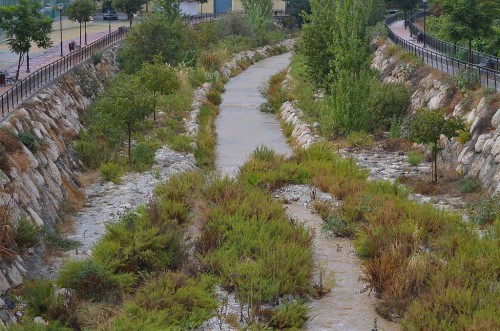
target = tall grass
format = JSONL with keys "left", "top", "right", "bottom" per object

{"left": 238, "top": 142, "right": 499, "bottom": 328}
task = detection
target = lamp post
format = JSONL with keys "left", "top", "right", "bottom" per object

{"left": 109, "top": 17, "right": 111, "bottom": 33}
{"left": 57, "top": 3, "right": 64, "bottom": 57}
{"left": 422, "top": 0, "right": 427, "bottom": 48}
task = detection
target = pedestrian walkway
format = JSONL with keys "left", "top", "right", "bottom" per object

{"left": 387, "top": 20, "right": 500, "bottom": 91}
{"left": 0, "top": 18, "right": 127, "bottom": 95}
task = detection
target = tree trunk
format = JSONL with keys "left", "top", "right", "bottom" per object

{"left": 432, "top": 143, "right": 438, "bottom": 183}
{"left": 15, "top": 52, "right": 24, "bottom": 80}
{"left": 468, "top": 39, "right": 472, "bottom": 63}
{"left": 128, "top": 123, "right": 132, "bottom": 163}
{"left": 84, "top": 22, "right": 87, "bottom": 45}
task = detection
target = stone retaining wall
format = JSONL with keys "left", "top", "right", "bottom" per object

{"left": 372, "top": 41, "right": 500, "bottom": 193}
{"left": 0, "top": 47, "right": 120, "bottom": 296}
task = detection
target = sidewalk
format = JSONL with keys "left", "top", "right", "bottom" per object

{"left": 0, "top": 19, "right": 127, "bottom": 95}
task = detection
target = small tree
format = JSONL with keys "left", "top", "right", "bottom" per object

{"left": 138, "top": 55, "right": 180, "bottom": 122}
{"left": 100, "top": 74, "right": 154, "bottom": 161}
{"left": 0, "top": 0, "right": 52, "bottom": 79}
{"left": 67, "top": 0, "right": 96, "bottom": 45}
{"left": 155, "top": 0, "right": 182, "bottom": 21}
{"left": 113, "top": 0, "right": 146, "bottom": 26}
{"left": 408, "top": 108, "right": 464, "bottom": 183}
{"left": 393, "top": 0, "right": 419, "bottom": 25}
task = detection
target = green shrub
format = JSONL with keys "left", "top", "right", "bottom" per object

{"left": 407, "top": 151, "right": 423, "bottom": 166}
{"left": 43, "top": 226, "right": 81, "bottom": 251}
{"left": 15, "top": 217, "right": 41, "bottom": 251}
{"left": 322, "top": 214, "right": 354, "bottom": 237}
{"left": 454, "top": 68, "right": 480, "bottom": 92}
{"left": 199, "top": 50, "right": 224, "bottom": 72}
{"left": 22, "top": 279, "right": 56, "bottom": 318}
{"left": 92, "top": 51, "right": 104, "bottom": 65}
{"left": 16, "top": 131, "right": 40, "bottom": 153}
{"left": 99, "top": 162, "right": 125, "bottom": 184}
{"left": 110, "top": 272, "right": 217, "bottom": 330}
{"left": 369, "top": 82, "right": 411, "bottom": 131}
{"left": 346, "top": 131, "right": 373, "bottom": 148}
{"left": 92, "top": 211, "right": 186, "bottom": 282}
{"left": 467, "top": 194, "right": 500, "bottom": 225}
{"left": 268, "top": 299, "right": 309, "bottom": 329}
{"left": 460, "top": 178, "right": 480, "bottom": 193}
{"left": 169, "top": 135, "right": 193, "bottom": 153}
{"left": 457, "top": 130, "right": 472, "bottom": 144}
{"left": 206, "top": 89, "right": 222, "bottom": 106}
{"left": 57, "top": 259, "right": 119, "bottom": 302}
{"left": 132, "top": 142, "right": 156, "bottom": 172}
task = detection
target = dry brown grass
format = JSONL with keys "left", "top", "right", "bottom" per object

{"left": 0, "top": 129, "right": 23, "bottom": 153}
{"left": 10, "top": 150, "right": 32, "bottom": 172}
{"left": 77, "top": 170, "right": 100, "bottom": 186}
{"left": 62, "top": 176, "right": 85, "bottom": 213}
{"left": 381, "top": 138, "right": 414, "bottom": 152}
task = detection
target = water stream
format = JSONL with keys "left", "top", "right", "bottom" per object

{"left": 215, "top": 53, "right": 399, "bottom": 330}
{"left": 216, "top": 52, "right": 292, "bottom": 177}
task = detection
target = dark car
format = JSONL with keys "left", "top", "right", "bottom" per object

{"left": 103, "top": 8, "right": 118, "bottom": 20}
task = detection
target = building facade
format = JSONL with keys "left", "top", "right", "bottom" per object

{"left": 199, "top": 0, "right": 285, "bottom": 14}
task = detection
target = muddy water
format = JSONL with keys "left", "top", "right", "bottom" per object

{"left": 216, "top": 52, "right": 292, "bottom": 176}
{"left": 286, "top": 204, "right": 400, "bottom": 331}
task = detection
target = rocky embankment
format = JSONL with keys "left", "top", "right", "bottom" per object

{"left": 372, "top": 41, "right": 500, "bottom": 194}
{"left": 0, "top": 47, "right": 120, "bottom": 297}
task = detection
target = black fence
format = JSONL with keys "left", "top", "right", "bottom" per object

{"left": 409, "top": 11, "right": 500, "bottom": 71}
{"left": 1, "top": 27, "right": 128, "bottom": 117}
{"left": 386, "top": 14, "right": 499, "bottom": 91}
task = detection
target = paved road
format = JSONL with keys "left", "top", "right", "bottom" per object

{"left": 388, "top": 20, "right": 500, "bottom": 91}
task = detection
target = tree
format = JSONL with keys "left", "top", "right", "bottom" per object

{"left": 289, "top": 0, "right": 311, "bottom": 28}
{"left": 408, "top": 108, "right": 464, "bottom": 183}
{"left": 138, "top": 55, "right": 180, "bottom": 122}
{"left": 100, "top": 74, "right": 154, "bottom": 161}
{"left": 155, "top": 0, "right": 182, "bottom": 21}
{"left": 0, "top": 0, "right": 52, "bottom": 79}
{"left": 392, "top": 0, "right": 419, "bottom": 23}
{"left": 118, "top": 14, "right": 190, "bottom": 73}
{"left": 439, "top": 0, "right": 500, "bottom": 62}
{"left": 67, "top": 0, "right": 96, "bottom": 46}
{"left": 113, "top": 0, "right": 146, "bottom": 26}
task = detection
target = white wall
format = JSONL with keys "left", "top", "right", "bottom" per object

{"left": 181, "top": 1, "right": 199, "bottom": 15}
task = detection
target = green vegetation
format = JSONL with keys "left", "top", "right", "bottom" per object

{"left": 407, "top": 108, "right": 464, "bottom": 183}
{"left": 239, "top": 143, "right": 499, "bottom": 329}
{"left": 16, "top": 131, "right": 40, "bottom": 153}
{"left": 346, "top": 131, "right": 373, "bottom": 149}
{"left": 14, "top": 217, "right": 40, "bottom": 252}
{"left": 260, "top": 69, "right": 289, "bottom": 113}
{"left": 67, "top": 0, "right": 96, "bottom": 46}
{"left": 406, "top": 150, "right": 422, "bottom": 166}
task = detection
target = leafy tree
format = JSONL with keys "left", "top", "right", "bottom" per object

{"left": 0, "top": 0, "right": 52, "bottom": 79}
{"left": 289, "top": 0, "right": 311, "bottom": 28}
{"left": 67, "top": 0, "right": 96, "bottom": 45}
{"left": 138, "top": 55, "right": 180, "bottom": 121}
{"left": 392, "top": 0, "right": 419, "bottom": 23}
{"left": 408, "top": 108, "right": 464, "bottom": 183}
{"left": 242, "top": 0, "right": 272, "bottom": 19}
{"left": 118, "top": 14, "right": 191, "bottom": 73}
{"left": 439, "top": 0, "right": 500, "bottom": 62}
{"left": 156, "top": 0, "right": 182, "bottom": 21}
{"left": 98, "top": 74, "right": 154, "bottom": 161}
{"left": 113, "top": 0, "right": 146, "bottom": 26}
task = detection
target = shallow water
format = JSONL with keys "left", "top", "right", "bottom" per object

{"left": 215, "top": 52, "right": 292, "bottom": 176}
{"left": 286, "top": 204, "right": 400, "bottom": 331}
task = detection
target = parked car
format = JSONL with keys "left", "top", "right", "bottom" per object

{"left": 103, "top": 8, "right": 118, "bottom": 20}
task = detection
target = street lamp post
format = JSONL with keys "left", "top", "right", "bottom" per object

{"left": 422, "top": 0, "right": 427, "bottom": 48}
{"left": 109, "top": 18, "right": 111, "bottom": 33}
{"left": 57, "top": 3, "right": 64, "bottom": 57}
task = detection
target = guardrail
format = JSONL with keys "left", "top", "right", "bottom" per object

{"left": 409, "top": 11, "right": 500, "bottom": 71}
{"left": 386, "top": 13, "right": 499, "bottom": 91}
{"left": 1, "top": 27, "right": 128, "bottom": 117}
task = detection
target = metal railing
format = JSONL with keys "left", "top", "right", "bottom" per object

{"left": 386, "top": 14, "right": 499, "bottom": 91}
{"left": 1, "top": 27, "right": 128, "bottom": 117}
{"left": 1, "top": 8, "right": 290, "bottom": 116}
{"left": 409, "top": 11, "right": 500, "bottom": 71}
